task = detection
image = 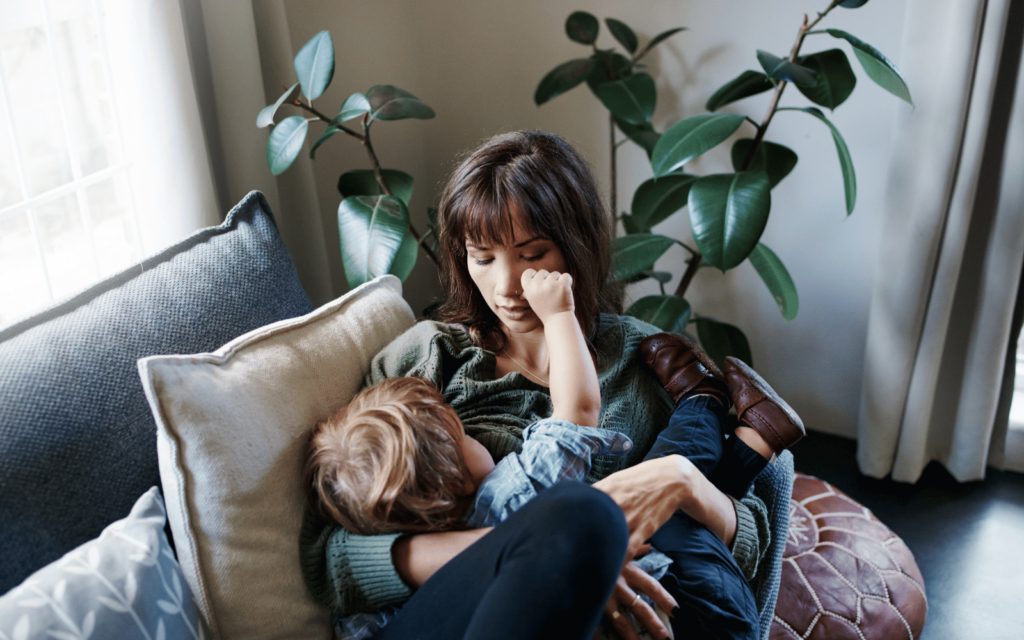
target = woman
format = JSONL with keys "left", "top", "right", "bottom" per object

{"left": 300, "top": 131, "right": 773, "bottom": 640}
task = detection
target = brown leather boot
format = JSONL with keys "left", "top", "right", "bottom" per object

{"left": 639, "top": 333, "right": 730, "bottom": 407}
{"left": 723, "top": 357, "right": 805, "bottom": 456}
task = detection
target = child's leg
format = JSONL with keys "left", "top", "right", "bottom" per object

{"left": 642, "top": 395, "right": 726, "bottom": 478}
{"left": 651, "top": 511, "right": 760, "bottom": 640}
{"left": 708, "top": 425, "right": 769, "bottom": 497}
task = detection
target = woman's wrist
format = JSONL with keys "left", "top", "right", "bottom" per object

{"left": 393, "top": 528, "right": 493, "bottom": 589}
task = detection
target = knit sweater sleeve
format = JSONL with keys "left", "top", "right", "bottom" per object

{"left": 729, "top": 488, "right": 771, "bottom": 581}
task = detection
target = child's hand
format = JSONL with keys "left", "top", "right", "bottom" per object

{"left": 521, "top": 269, "right": 574, "bottom": 323}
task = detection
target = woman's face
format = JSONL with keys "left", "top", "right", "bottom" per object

{"left": 465, "top": 214, "right": 568, "bottom": 335}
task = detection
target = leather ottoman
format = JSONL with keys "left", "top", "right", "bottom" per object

{"left": 770, "top": 473, "right": 928, "bottom": 639}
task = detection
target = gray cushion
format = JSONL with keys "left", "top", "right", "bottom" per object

{"left": 0, "top": 191, "right": 314, "bottom": 594}
{"left": 751, "top": 450, "right": 795, "bottom": 640}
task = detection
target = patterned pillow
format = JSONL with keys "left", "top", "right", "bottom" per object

{"left": 0, "top": 487, "right": 208, "bottom": 640}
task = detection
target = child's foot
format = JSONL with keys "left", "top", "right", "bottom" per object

{"left": 639, "top": 333, "right": 730, "bottom": 408}
{"left": 723, "top": 357, "right": 805, "bottom": 458}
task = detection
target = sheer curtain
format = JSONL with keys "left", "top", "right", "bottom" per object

{"left": 0, "top": 0, "right": 218, "bottom": 326}
{"left": 858, "top": 0, "right": 1024, "bottom": 483}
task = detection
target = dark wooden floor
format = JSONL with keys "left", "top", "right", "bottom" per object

{"left": 790, "top": 432, "right": 1024, "bottom": 640}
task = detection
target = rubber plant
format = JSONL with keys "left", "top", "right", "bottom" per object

{"left": 535, "top": 0, "right": 911, "bottom": 366}
{"left": 257, "top": 31, "right": 439, "bottom": 290}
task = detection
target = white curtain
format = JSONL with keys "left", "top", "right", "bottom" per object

{"left": 179, "top": 0, "right": 336, "bottom": 306}
{"left": 858, "top": 0, "right": 1024, "bottom": 482}
{"left": 104, "top": 0, "right": 219, "bottom": 251}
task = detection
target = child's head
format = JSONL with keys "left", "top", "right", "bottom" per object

{"left": 304, "top": 377, "right": 493, "bottom": 535}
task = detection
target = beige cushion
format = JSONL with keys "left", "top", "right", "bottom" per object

{"left": 138, "top": 275, "right": 416, "bottom": 640}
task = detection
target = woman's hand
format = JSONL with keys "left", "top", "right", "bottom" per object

{"left": 598, "top": 560, "right": 677, "bottom": 640}
{"left": 593, "top": 454, "right": 738, "bottom": 560}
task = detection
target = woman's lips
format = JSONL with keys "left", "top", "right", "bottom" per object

{"left": 499, "top": 306, "right": 531, "bottom": 320}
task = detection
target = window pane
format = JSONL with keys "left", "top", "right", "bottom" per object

{"left": 0, "top": 83, "right": 22, "bottom": 209}
{"left": 0, "top": 212, "right": 49, "bottom": 325}
{"left": 34, "top": 192, "right": 96, "bottom": 300}
{"left": 86, "top": 174, "right": 138, "bottom": 277}
{"left": 50, "top": 2, "right": 121, "bottom": 176}
{"left": 0, "top": 0, "right": 73, "bottom": 197}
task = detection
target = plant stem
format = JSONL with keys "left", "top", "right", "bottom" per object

{"left": 609, "top": 113, "right": 618, "bottom": 236}
{"left": 359, "top": 116, "right": 439, "bottom": 267}
{"left": 676, "top": 1, "right": 842, "bottom": 300}
{"left": 738, "top": 0, "right": 841, "bottom": 171}
{"left": 674, "top": 253, "right": 702, "bottom": 297}
{"left": 292, "top": 100, "right": 363, "bottom": 140}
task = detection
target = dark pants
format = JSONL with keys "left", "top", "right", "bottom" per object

{"left": 375, "top": 481, "right": 628, "bottom": 640}
{"left": 644, "top": 395, "right": 767, "bottom": 640}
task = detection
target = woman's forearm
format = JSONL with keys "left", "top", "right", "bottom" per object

{"left": 392, "top": 527, "right": 492, "bottom": 589}
{"left": 676, "top": 463, "right": 738, "bottom": 548}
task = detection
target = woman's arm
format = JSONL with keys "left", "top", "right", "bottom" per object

{"left": 592, "top": 453, "right": 736, "bottom": 560}
{"left": 391, "top": 527, "right": 493, "bottom": 588}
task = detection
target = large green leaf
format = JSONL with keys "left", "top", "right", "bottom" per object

{"left": 337, "top": 195, "right": 410, "bottom": 289}
{"left": 257, "top": 83, "right": 299, "bottom": 128}
{"left": 388, "top": 227, "right": 419, "bottom": 282}
{"left": 338, "top": 93, "right": 371, "bottom": 122}
{"left": 651, "top": 113, "right": 745, "bottom": 177}
{"left": 634, "top": 27, "right": 687, "bottom": 61}
{"left": 310, "top": 125, "right": 340, "bottom": 159}
{"left": 566, "top": 11, "right": 599, "bottom": 44}
{"left": 695, "top": 318, "right": 752, "bottom": 369}
{"left": 337, "top": 169, "right": 414, "bottom": 206}
{"left": 595, "top": 73, "right": 656, "bottom": 125}
{"left": 267, "top": 116, "right": 308, "bottom": 175}
{"left": 611, "top": 233, "right": 674, "bottom": 281}
{"left": 827, "top": 29, "right": 912, "bottom": 105}
{"left": 615, "top": 118, "right": 661, "bottom": 158}
{"left": 688, "top": 171, "right": 771, "bottom": 271}
{"left": 535, "top": 58, "right": 596, "bottom": 105}
{"left": 795, "top": 49, "right": 857, "bottom": 110}
{"left": 626, "top": 295, "right": 692, "bottom": 334}
{"left": 748, "top": 243, "right": 798, "bottom": 320}
{"left": 631, "top": 173, "right": 697, "bottom": 231}
{"left": 781, "top": 107, "right": 856, "bottom": 214}
{"left": 294, "top": 31, "right": 334, "bottom": 101}
{"left": 587, "top": 51, "right": 633, "bottom": 91}
{"left": 705, "top": 70, "right": 773, "bottom": 112}
{"left": 756, "top": 50, "right": 817, "bottom": 86}
{"left": 367, "top": 85, "right": 435, "bottom": 121}
{"left": 730, "top": 139, "right": 798, "bottom": 189}
{"left": 605, "top": 18, "right": 638, "bottom": 54}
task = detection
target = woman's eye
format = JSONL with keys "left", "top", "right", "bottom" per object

{"left": 523, "top": 252, "right": 547, "bottom": 262}
{"left": 473, "top": 258, "right": 493, "bottom": 266}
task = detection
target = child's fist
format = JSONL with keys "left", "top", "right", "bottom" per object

{"left": 521, "top": 269, "right": 574, "bottom": 322}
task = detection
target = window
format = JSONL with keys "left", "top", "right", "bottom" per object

{"left": 0, "top": 0, "right": 144, "bottom": 327}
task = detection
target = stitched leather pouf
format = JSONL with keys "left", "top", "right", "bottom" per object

{"left": 770, "top": 473, "right": 927, "bottom": 639}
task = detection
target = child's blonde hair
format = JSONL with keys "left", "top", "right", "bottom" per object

{"left": 304, "top": 377, "right": 473, "bottom": 535}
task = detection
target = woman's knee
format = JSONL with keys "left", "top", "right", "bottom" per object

{"left": 517, "top": 482, "right": 628, "bottom": 570}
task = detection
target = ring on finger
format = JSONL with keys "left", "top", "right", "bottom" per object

{"left": 611, "top": 611, "right": 621, "bottom": 621}
{"left": 627, "top": 593, "right": 641, "bottom": 609}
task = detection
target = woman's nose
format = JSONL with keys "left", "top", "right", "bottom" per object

{"left": 494, "top": 261, "right": 521, "bottom": 299}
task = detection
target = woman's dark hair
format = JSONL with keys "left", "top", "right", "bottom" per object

{"left": 436, "top": 131, "right": 622, "bottom": 351}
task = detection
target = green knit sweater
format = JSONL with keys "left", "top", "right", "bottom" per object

{"left": 299, "top": 314, "right": 769, "bottom": 614}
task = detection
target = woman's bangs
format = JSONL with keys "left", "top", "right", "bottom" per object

{"left": 459, "top": 197, "right": 541, "bottom": 248}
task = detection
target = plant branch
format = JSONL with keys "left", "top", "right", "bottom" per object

{"left": 610, "top": 113, "right": 618, "bottom": 236}
{"left": 739, "top": 0, "right": 842, "bottom": 171}
{"left": 292, "top": 100, "right": 363, "bottom": 140}
{"left": 673, "top": 253, "right": 702, "bottom": 297}
{"left": 360, "top": 116, "right": 439, "bottom": 266}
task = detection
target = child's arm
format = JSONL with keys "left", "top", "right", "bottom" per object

{"left": 520, "top": 269, "right": 601, "bottom": 427}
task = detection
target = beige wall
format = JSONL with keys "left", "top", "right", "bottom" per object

{"left": 273, "top": 0, "right": 911, "bottom": 438}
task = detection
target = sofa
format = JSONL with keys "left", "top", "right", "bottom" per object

{"left": 0, "top": 192, "right": 794, "bottom": 639}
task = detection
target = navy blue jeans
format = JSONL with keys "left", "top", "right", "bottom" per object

{"left": 375, "top": 481, "right": 628, "bottom": 640}
{"left": 645, "top": 395, "right": 767, "bottom": 640}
